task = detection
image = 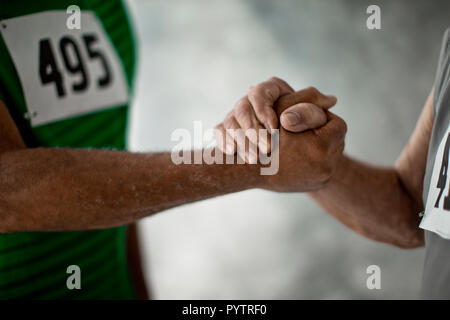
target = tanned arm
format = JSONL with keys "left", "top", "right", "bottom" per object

{"left": 308, "top": 90, "right": 434, "bottom": 248}
{"left": 224, "top": 77, "right": 434, "bottom": 249}
{"left": 0, "top": 99, "right": 260, "bottom": 232}
{"left": 0, "top": 88, "right": 347, "bottom": 233}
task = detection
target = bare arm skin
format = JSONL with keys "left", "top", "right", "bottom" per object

{"left": 0, "top": 144, "right": 260, "bottom": 233}
{"left": 308, "top": 90, "right": 434, "bottom": 248}
{"left": 1, "top": 148, "right": 262, "bottom": 232}
{"left": 0, "top": 90, "right": 346, "bottom": 233}
{"left": 0, "top": 100, "right": 261, "bottom": 232}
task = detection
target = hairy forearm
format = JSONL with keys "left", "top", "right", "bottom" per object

{"left": 0, "top": 148, "right": 261, "bottom": 232}
{"left": 309, "top": 155, "right": 424, "bottom": 248}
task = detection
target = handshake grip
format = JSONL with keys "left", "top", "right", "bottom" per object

{"left": 274, "top": 87, "right": 338, "bottom": 133}
{"left": 262, "top": 88, "right": 347, "bottom": 192}
{"left": 215, "top": 83, "right": 347, "bottom": 192}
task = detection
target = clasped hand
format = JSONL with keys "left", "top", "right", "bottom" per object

{"left": 214, "top": 77, "right": 347, "bottom": 192}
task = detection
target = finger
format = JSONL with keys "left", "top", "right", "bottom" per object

{"left": 275, "top": 86, "right": 337, "bottom": 115}
{"left": 215, "top": 122, "right": 239, "bottom": 155}
{"left": 258, "top": 127, "right": 272, "bottom": 155}
{"left": 280, "top": 103, "right": 327, "bottom": 132}
{"left": 233, "top": 97, "right": 267, "bottom": 150}
{"left": 245, "top": 138, "right": 259, "bottom": 164}
{"left": 223, "top": 112, "right": 240, "bottom": 154}
{"left": 268, "top": 76, "right": 295, "bottom": 92}
{"left": 247, "top": 77, "right": 294, "bottom": 131}
{"left": 214, "top": 123, "right": 228, "bottom": 154}
{"left": 234, "top": 130, "right": 258, "bottom": 164}
{"left": 314, "top": 111, "right": 347, "bottom": 146}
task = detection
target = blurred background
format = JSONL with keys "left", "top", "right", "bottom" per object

{"left": 125, "top": 0, "right": 450, "bottom": 299}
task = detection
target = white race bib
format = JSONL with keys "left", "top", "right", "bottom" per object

{"left": 420, "top": 122, "right": 450, "bottom": 239}
{"left": 0, "top": 11, "right": 129, "bottom": 127}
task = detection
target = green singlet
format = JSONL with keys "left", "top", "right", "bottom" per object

{"left": 0, "top": 0, "right": 137, "bottom": 299}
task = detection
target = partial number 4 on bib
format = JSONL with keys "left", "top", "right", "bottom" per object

{"left": 421, "top": 122, "right": 450, "bottom": 239}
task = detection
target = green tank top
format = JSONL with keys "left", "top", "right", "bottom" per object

{"left": 0, "top": 0, "right": 137, "bottom": 299}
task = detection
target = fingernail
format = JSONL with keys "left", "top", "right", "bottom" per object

{"left": 282, "top": 112, "right": 300, "bottom": 126}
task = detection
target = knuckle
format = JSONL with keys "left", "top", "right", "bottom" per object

{"left": 248, "top": 85, "right": 267, "bottom": 100}
{"left": 306, "top": 86, "right": 320, "bottom": 100}
{"left": 268, "top": 76, "right": 284, "bottom": 86}
{"left": 264, "top": 86, "right": 278, "bottom": 101}
{"left": 234, "top": 99, "right": 251, "bottom": 117}
{"left": 334, "top": 119, "right": 348, "bottom": 140}
{"left": 315, "top": 143, "right": 345, "bottom": 181}
{"left": 222, "top": 119, "right": 232, "bottom": 130}
{"left": 250, "top": 85, "right": 265, "bottom": 96}
{"left": 223, "top": 113, "right": 237, "bottom": 129}
{"left": 247, "top": 86, "right": 258, "bottom": 98}
{"left": 268, "top": 76, "right": 280, "bottom": 82}
{"left": 307, "top": 86, "right": 319, "bottom": 94}
{"left": 340, "top": 119, "right": 348, "bottom": 135}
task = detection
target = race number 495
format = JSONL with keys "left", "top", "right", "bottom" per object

{"left": 0, "top": 11, "right": 128, "bottom": 127}
{"left": 39, "top": 34, "right": 112, "bottom": 98}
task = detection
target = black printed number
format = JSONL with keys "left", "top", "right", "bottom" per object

{"left": 39, "top": 39, "right": 65, "bottom": 97}
{"left": 38, "top": 33, "right": 112, "bottom": 98}
{"left": 435, "top": 132, "right": 450, "bottom": 210}
{"left": 60, "top": 36, "right": 89, "bottom": 92}
{"left": 82, "top": 34, "right": 111, "bottom": 88}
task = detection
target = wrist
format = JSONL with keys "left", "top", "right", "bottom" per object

{"left": 240, "top": 162, "right": 266, "bottom": 190}
{"left": 309, "top": 153, "right": 350, "bottom": 195}
{"left": 199, "top": 148, "right": 265, "bottom": 191}
{"left": 324, "top": 153, "right": 350, "bottom": 186}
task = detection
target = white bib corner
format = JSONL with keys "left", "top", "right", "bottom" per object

{"left": 420, "top": 122, "right": 450, "bottom": 239}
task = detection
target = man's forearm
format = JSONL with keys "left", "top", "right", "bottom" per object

{"left": 309, "top": 155, "right": 424, "bottom": 248}
{"left": 0, "top": 148, "right": 261, "bottom": 232}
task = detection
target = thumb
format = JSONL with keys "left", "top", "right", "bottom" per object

{"left": 280, "top": 102, "right": 327, "bottom": 132}
{"left": 275, "top": 87, "right": 337, "bottom": 115}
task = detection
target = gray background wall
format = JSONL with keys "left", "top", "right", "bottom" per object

{"left": 125, "top": 0, "right": 450, "bottom": 299}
